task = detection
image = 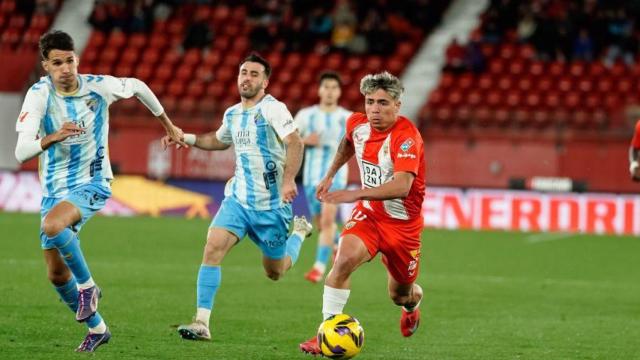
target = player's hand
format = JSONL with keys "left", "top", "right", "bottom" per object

{"left": 321, "top": 189, "right": 360, "bottom": 204}
{"left": 281, "top": 178, "right": 298, "bottom": 203}
{"left": 166, "top": 125, "right": 188, "bottom": 149}
{"left": 53, "top": 122, "right": 84, "bottom": 142}
{"left": 304, "top": 133, "right": 320, "bottom": 146}
{"left": 161, "top": 135, "right": 179, "bottom": 150}
{"left": 316, "top": 176, "right": 333, "bottom": 200}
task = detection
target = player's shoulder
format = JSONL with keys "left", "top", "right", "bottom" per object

{"left": 26, "top": 76, "right": 51, "bottom": 96}
{"left": 394, "top": 116, "right": 420, "bottom": 134}
{"left": 223, "top": 102, "right": 242, "bottom": 116}
{"left": 347, "top": 112, "right": 368, "bottom": 124}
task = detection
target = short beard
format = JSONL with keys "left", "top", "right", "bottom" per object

{"left": 240, "top": 85, "right": 261, "bottom": 100}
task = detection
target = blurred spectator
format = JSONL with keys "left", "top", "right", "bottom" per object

{"left": 308, "top": 7, "right": 333, "bottom": 41}
{"left": 181, "top": 16, "right": 213, "bottom": 52}
{"left": 573, "top": 28, "right": 594, "bottom": 61}
{"left": 444, "top": 39, "right": 466, "bottom": 73}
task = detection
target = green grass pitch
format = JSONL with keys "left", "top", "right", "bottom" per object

{"left": 1, "top": 212, "right": 639, "bottom": 359}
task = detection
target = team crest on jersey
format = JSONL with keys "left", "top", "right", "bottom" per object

{"left": 85, "top": 99, "right": 98, "bottom": 112}
{"left": 400, "top": 138, "right": 415, "bottom": 152}
{"left": 344, "top": 221, "right": 356, "bottom": 230}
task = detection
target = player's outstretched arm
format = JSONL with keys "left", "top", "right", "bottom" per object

{"left": 161, "top": 131, "right": 230, "bottom": 151}
{"left": 15, "top": 122, "right": 84, "bottom": 163}
{"left": 281, "top": 130, "right": 304, "bottom": 202}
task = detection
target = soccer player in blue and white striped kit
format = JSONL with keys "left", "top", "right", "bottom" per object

{"left": 164, "top": 53, "right": 313, "bottom": 341}
{"left": 295, "top": 72, "right": 352, "bottom": 283}
{"left": 13, "top": 31, "right": 185, "bottom": 352}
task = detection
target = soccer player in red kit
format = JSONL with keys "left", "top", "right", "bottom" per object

{"left": 300, "top": 71, "right": 426, "bottom": 355}
{"left": 629, "top": 119, "right": 640, "bottom": 181}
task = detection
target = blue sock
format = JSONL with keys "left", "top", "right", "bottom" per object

{"left": 197, "top": 265, "right": 221, "bottom": 310}
{"left": 48, "top": 229, "right": 92, "bottom": 284}
{"left": 316, "top": 244, "right": 332, "bottom": 266}
{"left": 54, "top": 278, "right": 104, "bottom": 328}
{"left": 286, "top": 233, "right": 304, "bottom": 265}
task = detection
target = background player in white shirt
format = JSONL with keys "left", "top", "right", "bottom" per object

{"left": 163, "top": 53, "right": 313, "bottom": 341}
{"left": 295, "top": 72, "right": 352, "bottom": 283}
{"left": 14, "top": 30, "right": 185, "bottom": 352}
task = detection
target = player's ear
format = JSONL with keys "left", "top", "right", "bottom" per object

{"left": 42, "top": 60, "right": 49, "bottom": 72}
{"left": 263, "top": 77, "right": 269, "bottom": 89}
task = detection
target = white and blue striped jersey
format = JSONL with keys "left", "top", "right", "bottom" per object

{"left": 295, "top": 105, "right": 352, "bottom": 188}
{"left": 216, "top": 94, "right": 297, "bottom": 211}
{"left": 15, "top": 75, "right": 161, "bottom": 198}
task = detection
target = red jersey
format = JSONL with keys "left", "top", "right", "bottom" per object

{"left": 632, "top": 120, "right": 640, "bottom": 149}
{"left": 345, "top": 113, "right": 426, "bottom": 221}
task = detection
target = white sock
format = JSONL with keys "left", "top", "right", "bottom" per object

{"left": 89, "top": 320, "right": 107, "bottom": 334}
{"left": 196, "top": 308, "right": 211, "bottom": 327}
{"left": 77, "top": 278, "right": 95, "bottom": 290}
{"left": 313, "top": 262, "right": 326, "bottom": 274}
{"left": 322, "top": 285, "right": 350, "bottom": 320}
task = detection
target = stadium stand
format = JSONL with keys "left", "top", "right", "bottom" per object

{"left": 420, "top": 0, "right": 640, "bottom": 135}
{"left": 79, "top": 0, "right": 449, "bottom": 131}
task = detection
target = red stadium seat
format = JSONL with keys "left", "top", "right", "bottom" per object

{"left": 494, "top": 108, "right": 510, "bottom": 127}
{"left": 128, "top": 33, "right": 147, "bottom": 49}
{"left": 167, "top": 82, "right": 185, "bottom": 97}
{"left": 186, "top": 82, "right": 205, "bottom": 99}
{"left": 134, "top": 64, "right": 153, "bottom": 82}
{"left": 120, "top": 49, "right": 139, "bottom": 65}
{"left": 176, "top": 65, "right": 194, "bottom": 82}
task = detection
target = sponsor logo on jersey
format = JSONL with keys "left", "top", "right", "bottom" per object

{"left": 400, "top": 138, "right": 415, "bottom": 153}
{"left": 397, "top": 153, "right": 416, "bottom": 159}
{"left": 344, "top": 221, "right": 356, "bottom": 230}
{"left": 362, "top": 160, "right": 382, "bottom": 188}
{"left": 85, "top": 99, "right": 98, "bottom": 112}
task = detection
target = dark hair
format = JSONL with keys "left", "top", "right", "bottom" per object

{"left": 39, "top": 30, "right": 74, "bottom": 60}
{"left": 319, "top": 71, "right": 342, "bottom": 86}
{"left": 240, "top": 52, "right": 271, "bottom": 78}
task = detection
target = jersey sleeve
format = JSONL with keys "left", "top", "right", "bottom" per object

{"left": 344, "top": 113, "right": 364, "bottom": 143}
{"left": 263, "top": 101, "right": 297, "bottom": 140}
{"left": 16, "top": 85, "right": 48, "bottom": 133}
{"left": 632, "top": 120, "right": 640, "bottom": 149}
{"left": 100, "top": 76, "right": 164, "bottom": 115}
{"left": 215, "top": 109, "right": 233, "bottom": 144}
{"left": 392, "top": 128, "right": 423, "bottom": 176}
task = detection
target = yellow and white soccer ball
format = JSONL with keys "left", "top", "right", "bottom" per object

{"left": 317, "top": 314, "right": 364, "bottom": 359}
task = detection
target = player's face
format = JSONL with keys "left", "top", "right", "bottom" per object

{"left": 318, "top": 79, "right": 341, "bottom": 106}
{"left": 42, "top": 49, "right": 79, "bottom": 90}
{"left": 238, "top": 61, "right": 268, "bottom": 100}
{"left": 364, "top": 88, "right": 400, "bottom": 131}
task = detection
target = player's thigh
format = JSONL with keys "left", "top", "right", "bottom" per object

{"left": 41, "top": 201, "right": 82, "bottom": 236}
{"left": 205, "top": 227, "right": 240, "bottom": 257}
{"left": 247, "top": 204, "right": 292, "bottom": 261}
{"left": 42, "top": 183, "right": 111, "bottom": 236}
{"left": 333, "top": 233, "right": 372, "bottom": 273}
{"left": 379, "top": 219, "right": 423, "bottom": 286}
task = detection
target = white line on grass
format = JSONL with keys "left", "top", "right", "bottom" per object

{"left": 526, "top": 232, "right": 575, "bottom": 244}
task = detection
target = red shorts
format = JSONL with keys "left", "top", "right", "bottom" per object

{"left": 341, "top": 204, "right": 423, "bottom": 284}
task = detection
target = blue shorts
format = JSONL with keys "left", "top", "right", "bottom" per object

{"left": 211, "top": 197, "right": 293, "bottom": 260}
{"left": 40, "top": 183, "right": 111, "bottom": 249}
{"left": 304, "top": 182, "right": 346, "bottom": 218}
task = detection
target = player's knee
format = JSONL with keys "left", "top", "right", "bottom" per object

{"left": 390, "top": 292, "right": 411, "bottom": 307}
{"left": 203, "top": 239, "right": 227, "bottom": 262}
{"left": 42, "top": 217, "right": 66, "bottom": 238}
{"left": 265, "top": 268, "right": 284, "bottom": 281}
